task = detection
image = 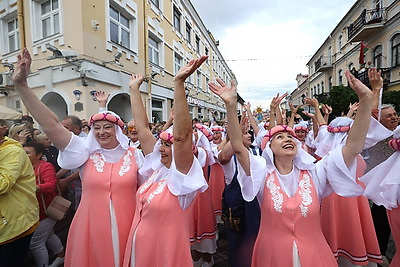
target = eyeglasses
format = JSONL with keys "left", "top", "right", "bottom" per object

{"left": 128, "top": 126, "right": 136, "bottom": 132}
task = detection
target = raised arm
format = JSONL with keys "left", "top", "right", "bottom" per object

{"left": 12, "top": 48, "right": 71, "bottom": 150}
{"left": 288, "top": 102, "right": 299, "bottom": 128}
{"left": 209, "top": 79, "right": 250, "bottom": 175}
{"left": 95, "top": 91, "right": 110, "bottom": 110}
{"left": 162, "top": 108, "right": 174, "bottom": 131}
{"left": 174, "top": 56, "right": 208, "bottom": 174}
{"left": 129, "top": 74, "right": 156, "bottom": 155}
{"left": 368, "top": 68, "right": 383, "bottom": 120}
{"left": 342, "top": 70, "right": 373, "bottom": 167}
{"left": 244, "top": 102, "right": 259, "bottom": 135}
{"left": 303, "top": 97, "right": 326, "bottom": 125}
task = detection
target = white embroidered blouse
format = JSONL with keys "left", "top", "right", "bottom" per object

{"left": 236, "top": 145, "right": 364, "bottom": 206}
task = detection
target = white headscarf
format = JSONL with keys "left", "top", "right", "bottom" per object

{"left": 85, "top": 110, "right": 129, "bottom": 154}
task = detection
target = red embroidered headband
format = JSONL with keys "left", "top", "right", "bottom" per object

{"left": 327, "top": 125, "right": 351, "bottom": 133}
{"left": 388, "top": 138, "right": 400, "bottom": 151}
{"left": 211, "top": 126, "right": 224, "bottom": 132}
{"left": 159, "top": 131, "right": 174, "bottom": 143}
{"left": 194, "top": 123, "right": 213, "bottom": 141}
{"left": 261, "top": 125, "right": 296, "bottom": 150}
{"left": 89, "top": 112, "right": 125, "bottom": 130}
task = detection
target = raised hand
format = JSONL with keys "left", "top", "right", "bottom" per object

{"left": 345, "top": 70, "right": 372, "bottom": 100}
{"left": 12, "top": 48, "right": 31, "bottom": 86}
{"left": 289, "top": 102, "right": 299, "bottom": 114}
{"left": 94, "top": 91, "right": 110, "bottom": 104}
{"left": 209, "top": 79, "right": 237, "bottom": 105}
{"left": 302, "top": 111, "right": 315, "bottom": 119}
{"left": 175, "top": 56, "right": 208, "bottom": 82}
{"left": 321, "top": 104, "right": 332, "bottom": 116}
{"left": 303, "top": 97, "right": 319, "bottom": 108}
{"left": 270, "top": 93, "right": 288, "bottom": 109}
{"left": 368, "top": 68, "right": 383, "bottom": 92}
{"left": 129, "top": 73, "right": 145, "bottom": 89}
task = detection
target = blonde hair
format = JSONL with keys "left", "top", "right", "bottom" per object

{"left": 8, "top": 123, "right": 27, "bottom": 140}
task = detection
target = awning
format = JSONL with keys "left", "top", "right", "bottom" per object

{"left": 0, "top": 105, "right": 22, "bottom": 120}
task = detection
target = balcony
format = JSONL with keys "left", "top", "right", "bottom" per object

{"left": 357, "top": 67, "right": 391, "bottom": 90}
{"left": 348, "top": 8, "right": 387, "bottom": 42}
{"left": 315, "top": 57, "right": 332, "bottom": 72}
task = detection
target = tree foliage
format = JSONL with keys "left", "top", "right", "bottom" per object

{"left": 324, "top": 85, "right": 358, "bottom": 117}
{"left": 382, "top": 90, "right": 400, "bottom": 112}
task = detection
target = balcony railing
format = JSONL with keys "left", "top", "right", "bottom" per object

{"left": 315, "top": 57, "right": 332, "bottom": 72}
{"left": 348, "top": 8, "right": 387, "bottom": 42}
{"left": 357, "top": 67, "right": 391, "bottom": 90}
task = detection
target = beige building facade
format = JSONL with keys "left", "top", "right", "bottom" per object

{"left": 0, "top": 0, "right": 235, "bottom": 123}
{"left": 307, "top": 0, "right": 400, "bottom": 103}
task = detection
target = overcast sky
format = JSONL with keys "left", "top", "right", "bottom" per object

{"left": 190, "top": 0, "right": 357, "bottom": 109}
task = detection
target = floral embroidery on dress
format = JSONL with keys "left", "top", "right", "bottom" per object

{"left": 266, "top": 172, "right": 283, "bottom": 213}
{"left": 147, "top": 179, "right": 167, "bottom": 204}
{"left": 119, "top": 150, "right": 132, "bottom": 176}
{"left": 139, "top": 172, "right": 157, "bottom": 194}
{"left": 90, "top": 154, "right": 104, "bottom": 172}
{"left": 299, "top": 172, "right": 312, "bottom": 217}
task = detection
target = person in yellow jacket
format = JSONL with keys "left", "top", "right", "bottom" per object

{"left": 0, "top": 119, "right": 39, "bottom": 267}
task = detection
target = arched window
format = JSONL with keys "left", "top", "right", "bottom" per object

{"left": 338, "top": 70, "right": 343, "bottom": 85}
{"left": 373, "top": 45, "right": 383, "bottom": 68}
{"left": 391, "top": 34, "right": 400, "bottom": 67}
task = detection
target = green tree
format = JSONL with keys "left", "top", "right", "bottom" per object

{"left": 324, "top": 85, "right": 358, "bottom": 117}
{"left": 382, "top": 90, "right": 400, "bottom": 112}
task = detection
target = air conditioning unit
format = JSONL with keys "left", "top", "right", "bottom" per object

{"left": 0, "top": 73, "right": 13, "bottom": 87}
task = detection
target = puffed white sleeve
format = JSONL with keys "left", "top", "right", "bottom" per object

{"left": 221, "top": 156, "right": 236, "bottom": 185}
{"left": 134, "top": 149, "right": 148, "bottom": 186}
{"left": 236, "top": 151, "right": 268, "bottom": 202}
{"left": 313, "top": 144, "right": 364, "bottom": 199}
{"left": 58, "top": 133, "right": 90, "bottom": 170}
{"left": 167, "top": 157, "right": 208, "bottom": 196}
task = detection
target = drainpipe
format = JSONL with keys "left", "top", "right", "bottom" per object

{"left": 143, "top": 0, "right": 152, "bottom": 121}
{"left": 17, "top": 0, "right": 29, "bottom": 116}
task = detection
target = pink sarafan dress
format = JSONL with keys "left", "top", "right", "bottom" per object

{"left": 65, "top": 147, "right": 138, "bottom": 267}
{"left": 209, "top": 162, "right": 225, "bottom": 219}
{"left": 320, "top": 155, "right": 382, "bottom": 265}
{"left": 251, "top": 170, "right": 337, "bottom": 267}
{"left": 123, "top": 172, "right": 194, "bottom": 267}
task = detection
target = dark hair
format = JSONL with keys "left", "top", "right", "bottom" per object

{"left": 23, "top": 141, "right": 45, "bottom": 155}
{"left": 63, "top": 115, "right": 82, "bottom": 129}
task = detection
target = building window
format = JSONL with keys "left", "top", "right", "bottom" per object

{"left": 109, "top": 5, "right": 132, "bottom": 49}
{"left": 373, "top": 45, "right": 383, "bottom": 68}
{"left": 173, "top": 6, "right": 181, "bottom": 33}
{"left": 174, "top": 52, "right": 182, "bottom": 74}
{"left": 152, "top": 99, "right": 164, "bottom": 123}
{"left": 150, "top": 0, "right": 159, "bottom": 8}
{"left": 321, "top": 81, "right": 324, "bottom": 93}
{"left": 328, "top": 46, "right": 332, "bottom": 64}
{"left": 40, "top": 0, "right": 60, "bottom": 39}
{"left": 195, "top": 35, "right": 200, "bottom": 54}
{"left": 392, "top": 34, "right": 400, "bottom": 67}
{"left": 317, "top": 84, "right": 320, "bottom": 95}
{"left": 338, "top": 70, "right": 343, "bottom": 85}
{"left": 338, "top": 35, "right": 342, "bottom": 50}
{"left": 205, "top": 47, "right": 209, "bottom": 63}
{"left": 149, "top": 34, "right": 160, "bottom": 65}
{"left": 185, "top": 22, "right": 191, "bottom": 44}
{"left": 7, "top": 18, "right": 19, "bottom": 53}
{"left": 196, "top": 70, "right": 202, "bottom": 90}
{"left": 206, "top": 77, "right": 210, "bottom": 93}
{"left": 328, "top": 76, "right": 332, "bottom": 92}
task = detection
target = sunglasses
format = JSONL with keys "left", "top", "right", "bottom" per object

{"left": 128, "top": 126, "right": 136, "bottom": 132}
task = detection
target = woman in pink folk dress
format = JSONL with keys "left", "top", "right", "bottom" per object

{"left": 190, "top": 124, "right": 218, "bottom": 267}
{"left": 209, "top": 70, "right": 374, "bottom": 267}
{"left": 13, "top": 49, "right": 145, "bottom": 267}
{"left": 361, "top": 125, "right": 400, "bottom": 267}
{"left": 315, "top": 116, "right": 391, "bottom": 266}
{"left": 209, "top": 126, "right": 227, "bottom": 223}
{"left": 123, "top": 57, "right": 208, "bottom": 267}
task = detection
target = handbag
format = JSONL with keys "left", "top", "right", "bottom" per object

{"left": 37, "top": 162, "right": 71, "bottom": 221}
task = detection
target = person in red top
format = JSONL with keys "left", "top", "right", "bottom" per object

{"left": 23, "top": 142, "right": 65, "bottom": 267}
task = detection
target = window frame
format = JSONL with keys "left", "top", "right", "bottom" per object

{"left": 109, "top": 4, "right": 132, "bottom": 49}
{"left": 148, "top": 33, "right": 161, "bottom": 66}
{"left": 173, "top": 6, "right": 181, "bottom": 33}
{"left": 6, "top": 17, "right": 20, "bottom": 53}
{"left": 391, "top": 34, "right": 400, "bottom": 67}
